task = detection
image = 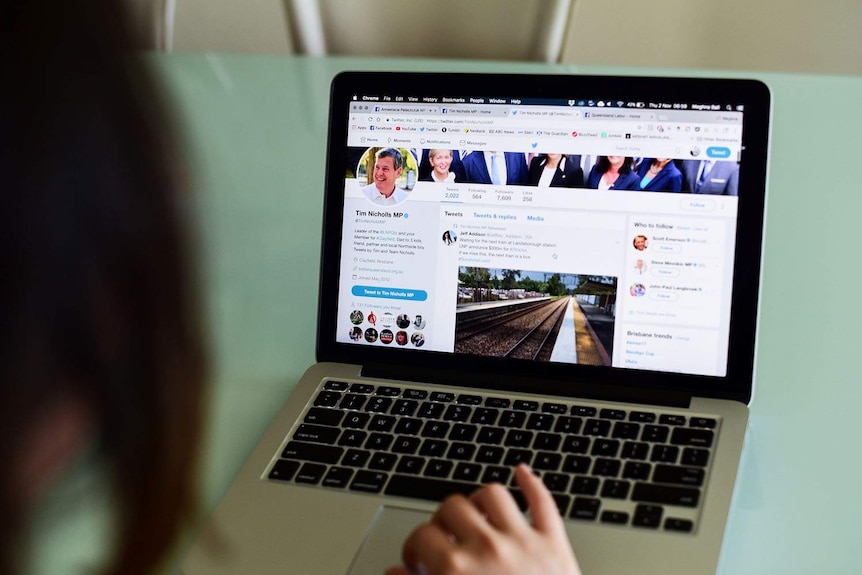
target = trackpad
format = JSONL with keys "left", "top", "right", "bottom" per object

{"left": 345, "top": 506, "right": 432, "bottom": 575}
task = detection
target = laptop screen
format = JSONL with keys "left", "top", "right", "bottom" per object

{"left": 319, "top": 72, "right": 769, "bottom": 399}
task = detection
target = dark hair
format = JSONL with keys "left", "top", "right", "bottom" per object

{"left": 0, "top": 3, "right": 206, "bottom": 575}
{"left": 595, "top": 156, "right": 634, "bottom": 175}
{"left": 376, "top": 147, "right": 405, "bottom": 171}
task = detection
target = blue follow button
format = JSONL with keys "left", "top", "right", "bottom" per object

{"left": 352, "top": 285, "right": 428, "bottom": 301}
{"left": 706, "top": 146, "right": 731, "bottom": 159}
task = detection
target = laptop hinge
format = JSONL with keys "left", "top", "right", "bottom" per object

{"left": 361, "top": 363, "right": 692, "bottom": 409}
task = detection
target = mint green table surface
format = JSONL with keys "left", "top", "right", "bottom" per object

{"left": 31, "top": 55, "right": 862, "bottom": 575}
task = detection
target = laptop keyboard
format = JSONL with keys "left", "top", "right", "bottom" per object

{"left": 267, "top": 379, "right": 718, "bottom": 533}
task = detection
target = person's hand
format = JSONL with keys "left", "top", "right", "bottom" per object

{"left": 385, "top": 464, "right": 582, "bottom": 575}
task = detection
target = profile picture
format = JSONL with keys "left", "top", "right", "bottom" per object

{"left": 630, "top": 283, "right": 646, "bottom": 297}
{"left": 634, "top": 259, "right": 647, "bottom": 275}
{"left": 348, "top": 326, "right": 363, "bottom": 341}
{"left": 379, "top": 329, "right": 394, "bottom": 344}
{"left": 442, "top": 230, "right": 457, "bottom": 245}
{"left": 356, "top": 147, "right": 418, "bottom": 206}
{"left": 381, "top": 312, "right": 394, "bottom": 328}
{"left": 396, "top": 313, "right": 411, "bottom": 329}
{"left": 367, "top": 310, "right": 377, "bottom": 326}
{"left": 364, "top": 328, "right": 379, "bottom": 343}
{"left": 349, "top": 309, "right": 364, "bottom": 325}
{"left": 411, "top": 332, "right": 425, "bottom": 347}
{"left": 413, "top": 314, "right": 426, "bottom": 330}
{"left": 633, "top": 234, "right": 648, "bottom": 251}
{"left": 395, "top": 330, "right": 409, "bottom": 346}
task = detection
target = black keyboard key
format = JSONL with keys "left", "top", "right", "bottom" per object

{"left": 542, "top": 402, "right": 568, "bottom": 414}
{"left": 651, "top": 445, "right": 680, "bottom": 463}
{"left": 368, "top": 414, "right": 396, "bottom": 433}
{"left": 443, "top": 405, "right": 472, "bottom": 422}
{"left": 457, "top": 394, "right": 482, "bottom": 405}
{"left": 562, "top": 435, "right": 590, "bottom": 454}
{"left": 570, "top": 477, "right": 600, "bottom": 495}
{"left": 471, "top": 408, "right": 499, "bottom": 425}
{"left": 447, "top": 442, "right": 476, "bottom": 461}
{"left": 295, "top": 462, "right": 326, "bottom": 484}
{"left": 338, "top": 430, "right": 367, "bottom": 447}
{"left": 601, "top": 510, "right": 630, "bottom": 525}
{"left": 365, "top": 396, "right": 393, "bottom": 413}
{"left": 689, "top": 417, "right": 717, "bottom": 429}
{"left": 592, "top": 458, "right": 621, "bottom": 477}
{"left": 385, "top": 475, "right": 478, "bottom": 502}
{"left": 450, "top": 423, "right": 478, "bottom": 442}
{"left": 324, "top": 380, "right": 349, "bottom": 391}
{"left": 660, "top": 414, "right": 686, "bottom": 426}
{"left": 419, "top": 439, "right": 447, "bottom": 457}
{"left": 653, "top": 464, "right": 705, "bottom": 486}
{"left": 425, "top": 459, "right": 454, "bottom": 478}
{"left": 396, "top": 456, "right": 425, "bottom": 475}
{"left": 630, "top": 411, "right": 656, "bottom": 423}
{"left": 621, "top": 441, "right": 649, "bottom": 460}
{"left": 583, "top": 419, "right": 611, "bottom": 437}
{"left": 475, "top": 445, "right": 504, "bottom": 464}
{"left": 322, "top": 466, "right": 354, "bottom": 488}
{"left": 350, "top": 470, "right": 388, "bottom": 493}
{"left": 542, "top": 473, "right": 570, "bottom": 493}
{"left": 350, "top": 383, "right": 375, "bottom": 394}
{"left": 571, "top": 405, "right": 597, "bottom": 417}
{"left": 342, "top": 412, "right": 371, "bottom": 429}
{"left": 282, "top": 441, "right": 343, "bottom": 464}
{"left": 365, "top": 433, "right": 394, "bottom": 451}
{"left": 477, "top": 427, "right": 505, "bottom": 444}
{"left": 268, "top": 459, "right": 300, "bottom": 481}
{"left": 681, "top": 448, "right": 710, "bottom": 467}
{"left": 513, "top": 400, "right": 539, "bottom": 411}
{"left": 554, "top": 416, "right": 583, "bottom": 434}
{"left": 533, "top": 452, "right": 562, "bottom": 471}
{"left": 591, "top": 439, "right": 621, "bottom": 458}
{"left": 504, "top": 429, "right": 534, "bottom": 448}
{"left": 392, "top": 399, "right": 419, "bottom": 417}
{"left": 612, "top": 422, "right": 641, "bottom": 440}
{"left": 671, "top": 427, "right": 714, "bottom": 448}
{"left": 622, "top": 461, "right": 652, "bottom": 481}
{"left": 418, "top": 401, "right": 445, "bottom": 419}
{"left": 499, "top": 410, "right": 527, "bottom": 428}
{"left": 533, "top": 432, "right": 562, "bottom": 451}
{"left": 421, "top": 420, "right": 450, "bottom": 438}
{"left": 569, "top": 497, "right": 600, "bottom": 520}
{"left": 394, "top": 417, "right": 422, "bottom": 435}
{"left": 375, "top": 386, "right": 402, "bottom": 397}
{"left": 601, "top": 479, "right": 631, "bottom": 499}
{"left": 340, "top": 393, "right": 367, "bottom": 410}
{"left": 632, "top": 483, "right": 700, "bottom": 507}
{"left": 303, "top": 407, "right": 344, "bottom": 427}
{"left": 552, "top": 494, "right": 571, "bottom": 515}
{"left": 343, "top": 449, "right": 371, "bottom": 467}
{"left": 600, "top": 408, "right": 626, "bottom": 420}
{"left": 314, "top": 390, "right": 341, "bottom": 407}
{"left": 481, "top": 466, "right": 512, "bottom": 484}
{"left": 632, "top": 504, "right": 663, "bottom": 528}
{"left": 368, "top": 452, "right": 397, "bottom": 471}
{"left": 526, "top": 413, "right": 554, "bottom": 431}
{"left": 485, "top": 397, "right": 510, "bottom": 409}
{"left": 294, "top": 424, "right": 340, "bottom": 445}
{"left": 642, "top": 425, "right": 670, "bottom": 443}
{"left": 453, "top": 462, "right": 482, "bottom": 482}
{"left": 504, "top": 449, "right": 533, "bottom": 466}
{"left": 404, "top": 389, "right": 428, "bottom": 400}
{"left": 563, "top": 455, "right": 591, "bottom": 474}
{"left": 664, "top": 518, "right": 694, "bottom": 532}
{"left": 392, "top": 436, "right": 421, "bottom": 454}
{"left": 430, "top": 391, "right": 455, "bottom": 403}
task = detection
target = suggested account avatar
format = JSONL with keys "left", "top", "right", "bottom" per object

{"left": 630, "top": 283, "right": 646, "bottom": 297}
{"left": 633, "top": 234, "right": 648, "bottom": 251}
{"left": 364, "top": 328, "right": 379, "bottom": 343}
{"left": 349, "top": 326, "right": 363, "bottom": 341}
{"left": 396, "top": 313, "right": 411, "bottom": 329}
{"left": 349, "top": 309, "right": 364, "bottom": 324}
{"left": 411, "top": 332, "right": 425, "bottom": 347}
{"left": 360, "top": 147, "right": 409, "bottom": 206}
{"left": 395, "top": 330, "right": 409, "bottom": 346}
{"left": 442, "top": 230, "right": 457, "bottom": 245}
{"left": 413, "top": 314, "right": 426, "bottom": 329}
{"left": 380, "top": 329, "right": 394, "bottom": 344}
{"left": 634, "top": 258, "right": 647, "bottom": 275}
{"left": 367, "top": 310, "right": 377, "bottom": 326}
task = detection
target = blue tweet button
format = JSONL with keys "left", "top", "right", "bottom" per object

{"left": 706, "top": 147, "right": 731, "bottom": 159}
{"left": 352, "top": 285, "right": 428, "bottom": 301}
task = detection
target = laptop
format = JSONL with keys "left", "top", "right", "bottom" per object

{"left": 184, "top": 71, "right": 770, "bottom": 575}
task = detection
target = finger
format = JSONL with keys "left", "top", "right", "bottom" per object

{"left": 515, "top": 463, "right": 565, "bottom": 534}
{"left": 401, "top": 521, "right": 456, "bottom": 574}
{"left": 469, "top": 482, "right": 527, "bottom": 533}
{"left": 432, "top": 493, "right": 493, "bottom": 543}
